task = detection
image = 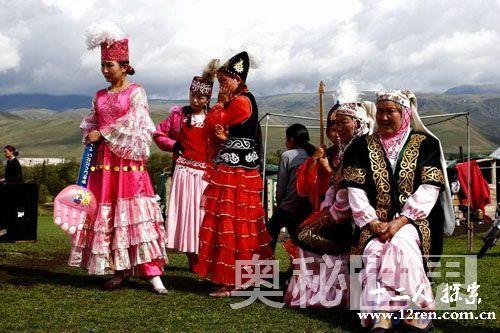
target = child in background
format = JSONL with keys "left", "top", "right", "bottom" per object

{"left": 266, "top": 124, "right": 315, "bottom": 251}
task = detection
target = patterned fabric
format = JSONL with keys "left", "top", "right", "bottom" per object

{"left": 72, "top": 84, "right": 167, "bottom": 276}
{"left": 190, "top": 76, "right": 214, "bottom": 97}
{"left": 376, "top": 90, "right": 413, "bottom": 108}
{"left": 85, "top": 84, "right": 156, "bottom": 161}
{"left": 211, "top": 92, "right": 262, "bottom": 169}
{"left": 342, "top": 166, "right": 366, "bottom": 185}
{"left": 218, "top": 51, "right": 250, "bottom": 82}
{"left": 192, "top": 88, "right": 272, "bottom": 286}
{"left": 342, "top": 131, "right": 446, "bottom": 260}
{"left": 101, "top": 38, "right": 129, "bottom": 61}
{"left": 215, "top": 138, "right": 260, "bottom": 169}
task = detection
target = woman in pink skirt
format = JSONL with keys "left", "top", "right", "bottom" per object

{"left": 70, "top": 21, "right": 168, "bottom": 294}
{"left": 154, "top": 60, "right": 218, "bottom": 270}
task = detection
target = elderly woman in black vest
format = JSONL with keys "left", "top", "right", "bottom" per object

{"left": 343, "top": 90, "right": 454, "bottom": 332}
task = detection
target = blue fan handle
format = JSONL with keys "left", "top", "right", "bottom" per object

{"left": 76, "top": 143, "right": 95, "bottom": 187}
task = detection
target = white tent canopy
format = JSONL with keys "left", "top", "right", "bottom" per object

{"left": 489, "top": 147, "right": 500, "bottom": 160}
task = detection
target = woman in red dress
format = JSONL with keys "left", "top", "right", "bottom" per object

{"left": 193, "top": 51, "right": 273, "bottom": 297}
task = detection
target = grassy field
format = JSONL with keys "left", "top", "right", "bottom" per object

{"left": 0, "top": 216, "right": 499, "bottom": 333}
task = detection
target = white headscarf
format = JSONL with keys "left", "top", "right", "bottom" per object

{"left": 376, "top": 90, "right": 455, "bottom": 236}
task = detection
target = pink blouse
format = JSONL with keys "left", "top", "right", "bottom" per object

{"left": 80, "top": 84, "right": 156, "bottom": 161}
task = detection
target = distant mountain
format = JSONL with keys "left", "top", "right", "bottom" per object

{"left": 0, "top": 93, "right": 91, "bottom": 112}
{"left": 1, "top": 89, "right": 499, "bottom": 160}
{"left": 444, "top": 84, "right": 500, "bottom": 95}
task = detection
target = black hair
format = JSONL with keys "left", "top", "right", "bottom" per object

{"left": 285, "top": 124, "right": 316, "bottom": 156}
{"left": 4, "top": 145, "right": 19, "bottom": 157}
{"left": 118, "top": 61, "right": 135, "bottom": 75}
{"left": 183, "top": 98, "right": 209, "bottom": 129}
{"left": 326, "top": 103, "right": 340, "bottom": 130}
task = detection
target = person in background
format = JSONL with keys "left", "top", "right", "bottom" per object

{"left": 1, "top": 145, "right": 23, "bottom": 184}
{"left": 265, "top": 124, "right": 315, "bottom": 251}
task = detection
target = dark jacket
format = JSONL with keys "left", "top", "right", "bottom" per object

{"left": 5, "top": 158, "right": 23, "bottom": 183}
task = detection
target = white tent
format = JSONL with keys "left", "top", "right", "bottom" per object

{"left": 489, "top": 147, "right": 500, "bottom": 160}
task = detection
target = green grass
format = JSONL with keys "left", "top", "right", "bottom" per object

{"left": 0, "top": 217, "right": 498, "bottom": 332}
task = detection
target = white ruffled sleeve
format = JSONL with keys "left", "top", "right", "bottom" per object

{"left": 347, "top": 187, "right": 379, "bottom": 228}
{"left": 402, "top": 184, "right": 440, "bottom": 220}
{"left": 320, "top": 186, "right": 335, "bottom": 210}
{"left": 80, "top": 98, "right": 99, "bottom": 144}
{"left": 329, "top": 189, "right": 352, "bottom": 221}
{"left": 100, "top": 86, "right": 156, "bottom": 161}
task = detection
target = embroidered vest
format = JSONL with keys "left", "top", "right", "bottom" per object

{"left": 215, "top": 92, "right": 262, "bottom": 169}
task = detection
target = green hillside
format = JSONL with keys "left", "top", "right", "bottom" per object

{"left": 0, "top": 93, "right": 498, "bottom": 160}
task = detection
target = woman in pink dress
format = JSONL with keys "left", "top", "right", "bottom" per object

{"left": 154, "top": 59, "right": 219, "bottom": 270}
{"left": 69, "top": 22, "right": 168, "bottom": 294}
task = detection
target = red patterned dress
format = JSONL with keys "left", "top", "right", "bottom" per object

{"left": 193, "top": 90, "right": 273, "bottom": 286}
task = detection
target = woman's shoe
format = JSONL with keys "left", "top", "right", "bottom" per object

{"left": 153, "top": 287, "right": 169, "bottom": 295}
{"left": 103, "top": 275, "right": 129, "bottom": 290}
{"left": 209, "top": 286, "right": 234, "bottom": 297}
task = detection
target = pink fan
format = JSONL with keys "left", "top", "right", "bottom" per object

{"left": 53, "top": 144, "right": 98, "bottom": 235}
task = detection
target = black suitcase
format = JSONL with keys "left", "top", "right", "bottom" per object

{"left": 0, "top": 183, "right": 38, "bottom": 242}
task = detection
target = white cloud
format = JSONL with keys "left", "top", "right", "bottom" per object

{"left": 0, "top": 33, "right": 20, "bottom": 72}
{"left": 0, "top": 0, "right": 499, "bottom": 97}
{"left": 41, "top": 0, "right": 94, "bottom": 20}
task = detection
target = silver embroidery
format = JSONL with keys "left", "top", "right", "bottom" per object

{"left": 245, "top": 151, "right": 259, "bottom": 163}
{"left": 225, "top": 138, "right": 252, "bottom": 149}
{"left": 220, "top": 152, "right": 240, "bottom": 164}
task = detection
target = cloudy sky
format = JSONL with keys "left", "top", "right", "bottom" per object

{"left": 0, "top": 0, "right": 499, "bottom": 98}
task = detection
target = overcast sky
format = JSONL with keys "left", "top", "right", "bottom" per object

{"left": 0, "top": 0, "right": 499, "bottom": 98}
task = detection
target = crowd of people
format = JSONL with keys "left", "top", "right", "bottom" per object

{"left": 53, "top": 21, "right": 457, "bottom": 332}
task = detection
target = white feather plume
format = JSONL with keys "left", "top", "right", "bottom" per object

{"left": 235, "top": 44, "right": 263, "bottom": 69}
{"left": 85, "top": 20, "right": 127, "bottom": 50}
{"left": 201, "top": 59, "right": 220, "bottom": 82}
{"left": 334, "top": 79, "right": 360, "bottom": 104}
{"left": 247, "top": 48, "right": 263, "bottom": 69}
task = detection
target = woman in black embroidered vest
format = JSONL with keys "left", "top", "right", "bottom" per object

{"left": 342, "top": 90, "right": 455, "bottom": 332}
{"left": 192, "top": 51, "right": 273, "bottom": 297}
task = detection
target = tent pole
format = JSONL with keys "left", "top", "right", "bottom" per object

{"left": 262, "top": 114, "right": 270, "bottom": 207}
{"left": 467, "top": 113, "right": 472, "bottom": 253}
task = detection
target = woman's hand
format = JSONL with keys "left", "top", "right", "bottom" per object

{"left": 312, "top": 145, "right": 326, "bottom": 160}
{"left": 0, "top": 178, "right": 5, "bottom": 184}
{"left": 318, "top": 157, "right": 332, "bottom": 173}
{"left": 368, "top": 220, "right": 389, "bottom": 235}
{"left": 378, "top": 216, "right": 409, "bottom": 242}
{"left": 86, "top": 130, "right": 101, "bottom": 144}
{"left": 217, "top": 84, "right": 234, "bottom": 105}
{"left": 214, "top": 124, "right": 229, "bottom": 141}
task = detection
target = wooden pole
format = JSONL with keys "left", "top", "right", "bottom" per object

{"left": 319, "top": 81, "right": 325, "bottom": 146}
